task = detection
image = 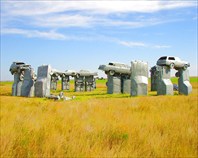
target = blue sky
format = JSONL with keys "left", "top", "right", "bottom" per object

{"left": 1, "top": 1, "right": 197, "bottom": 80}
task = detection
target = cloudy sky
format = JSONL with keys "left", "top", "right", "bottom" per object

{"left": 1, "top": 0, "right": 197, "bottom": 80}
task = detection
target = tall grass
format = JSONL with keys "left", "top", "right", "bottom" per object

{"left": 0, "top": 78, "right": 198, "bottom": 157}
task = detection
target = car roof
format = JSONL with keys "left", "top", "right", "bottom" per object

{"left": 159, "top": 56, "right": 181, "bottom": 60}
{"left": 109, "top": 62, "right": 126, "bottom": 65}
{"left": 13, "top": 61, "right": 25, "bottom": 65}
{"left": 109, "top": 62, "right": 130, "bottom": 67}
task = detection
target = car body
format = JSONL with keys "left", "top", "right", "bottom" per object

{"left": 65, "top": 70, "right": 77, "bottom": 77}
{"left": 51, "top": 69, "right": 77, "bottom": 77}
{"left": 98, "top": 62, "right": 131, "bottom": 76}
{"left": 9, "top": 62, "right": 27, "bottom": 74}
{"left": 76, "top": 70, "right": 98, "bottom": 77}
{"left": 156, "top": 56, "right": 190, "bottom": 70}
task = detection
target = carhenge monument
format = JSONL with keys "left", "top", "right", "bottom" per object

{"left": 9, "top": 56, "right": 192, "bottom": 98}
{"left": 98, "top": 62, "right": 131, "bottom": 94}
{"left": 150, "top": 58, "right": 192, "bottom": 95}
{"left": 9, "top": 62, "right": 36, "bottom": 97}
{"left": 50, "top": 70, "right": 77, "bottom": 91}
{"left": 34, "top": 65, "right": 52, "bottom": 97}
{"left": 131, "top": 60, "right": 148, "bottom": 96}
{"left": 74, "top": 70, "right": 98, "bottom": 92}
{"left": 10, "top": 62, "right": 98, "bottom": 98}
{"left": 98, "top": 61, "right": 148, "bottom": 96}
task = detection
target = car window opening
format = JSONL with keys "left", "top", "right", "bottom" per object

{"left": 16, "top": 62, "right": 25, "bottom": 65}
{"left": 159, "top": 56, "right": 167, "bottom": 60}
{"left": 168, "top": 57, "right": 175, "bottom": 60}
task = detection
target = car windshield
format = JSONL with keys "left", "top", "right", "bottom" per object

{"left": 109, "top": 62, "right": 125, "bottom": 67}
{"left": 108, "top": 62, "right": 130, "bottom": 68}
{"left": 159, "top": 56, "right": 167, "bottom": 60}
{"left": 16, "top": 62, "right": 25, "bottom": 65}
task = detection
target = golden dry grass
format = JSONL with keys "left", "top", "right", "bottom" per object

{"left": 0, "top": 78, "right": 198, "bottom": 157}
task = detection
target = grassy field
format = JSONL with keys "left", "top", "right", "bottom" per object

{"left": 0, "top": 77, "right": 198, "bottom": 157}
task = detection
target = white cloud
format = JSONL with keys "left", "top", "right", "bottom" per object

{"left": 1, "top": 28, "right": 172, "bottom": 49}
{"left": 118, "top": 41, "right": 147, "bottom": 47}
{"left": 153, "top": 45, "right": 171, "bottom": 49}
{"left": 1, "top": 28, "right": 66, "bottom": 40}
{"left": 0, "top": 28, "right": 103, "bottom": 41}
{"left": 118, "top": 40, "right": 171, "bottom": 49}
{"left": 98, "top": 17, "right": 181, "bottom": 28}
{"left": 34, "top": 14, "right": 93, "bottom": 28}
{"left": 0, "top": 1, "right": 189, "bottom": 49}
{"left": 2, "top": 1, "right": 196, "bottom": 16}
{"left": 32, "top": 14, "right": 171, "bottom": 29}
{"left": 1, "top": 1, "right": 196, "bottom": 29}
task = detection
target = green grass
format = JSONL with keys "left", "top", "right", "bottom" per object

{"left": 1, "top": 77, "right": 197, "bottom": 101}
{"left": 171, "top": 77, "right": 198, "bottom": 84}
{"left": 189, "top": 77, "right": 198, "bottom": 83}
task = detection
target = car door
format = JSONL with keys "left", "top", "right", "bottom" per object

{"left": 168, "top": 57, "right": 176, "bottom": 66}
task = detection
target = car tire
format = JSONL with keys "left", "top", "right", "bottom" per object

{"left": 19, "top": 74, "right": 24, "bottom": 81}
{"left": 175, "top": 72, "right": 180, "bottom": 77}
{"left": 109, "top": 70, "right": 115, "bottom": 76}
{"left": 170, "top": 63, "right": 174, "bottom": 69}
{"left": 76, "top": 74, "right": 80, "bottom": 78}
{"left": 183, "top": 64, "right": 188, "bottom": 70}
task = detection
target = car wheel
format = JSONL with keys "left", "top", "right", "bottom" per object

{"left": 175, "top": 72, "right": 180, "bottom": 77}
{"left": 109, "top": 70, "right": 115, "bottom": 76}
{"left": 183, "top": 64, "right": 188, "bottom": 70}
{"left": 19, "top": 74, "right": 24, "bottom": 81}
{"left": 76, "top": 74, "right": 80, "bottom": 78}
{"left": 170, "top": 63, "right": 175, "bottom": 69}
{"left": 106, "top": 82, "right": 108, "bottom": 87}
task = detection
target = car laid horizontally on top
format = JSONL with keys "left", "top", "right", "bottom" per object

{"left": 98, "top": 62, "right": 131, "bottom": 76}
{"left": 156, "top": 56, "right": 190, "bottom": 70}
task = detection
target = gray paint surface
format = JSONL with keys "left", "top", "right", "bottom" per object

{"left": 122, "top": 76, "right": 131, "bottom": 94}
{"left": 9, "top": 57, "right": 192, "bottom": 98}
{"left": 9, "top": 62, "right": 26, "bottom": 96}
{"left": 178, "top": 69, "right": 192, "bottom": 95}
{"left": 50, "top": 74, "right": 59, "bottom": 90}
{"left": 74, "top": 76, "right": 85, "bottom": 92}
{"left": 75, "top": 70, "right": 97, "bottom": 92}
{"left": 35, "top": 65, "right": 52, "bottom": 97}
{"left": 99, "top": 62, "right": 131, "bottom": 94}
{"left": 12, "top": 73, "right": 21, "bottom": 96}
{"left": 150, "top": 66, "right": 158, "bottom": 91}
{"left": 107, "top": 75, "right": 121, "bottom": 94}
{"left": 157, "top": 66, "right": 173, "bottom": 95}
{"left": 50, "top": 70, "right": 75, "bottom": 91}
{"left": 21, "top": 68, "right": 35, "bottom": 97}
{"left": 131, "top": 60, "right": 148, "bottom": 96}
{"left": 16, "top": 81, "right": 23, "bottom": 96}
{"left": 61, "top": 75, "right": 70, "bottom": 90}
{"left": 85, "top": 76, "right": 95, "bottom": 91}
{"left": 98, "top": 62, "right": 131, "bottom": 76}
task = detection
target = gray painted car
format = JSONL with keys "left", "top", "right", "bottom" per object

{"left": 51, "top": 69, "right": 77, "bottom": 77}
{"left": 98, "top": 62, "right": 131, "bottom": 76}
{"left": 76, "top": 70, "right": 98, "bottom": 77}
{"left": 9, "top": 62, "right": 26, "bottom": 74}
{"left": 156, "top": 56, "right": 190, "bottom": 70}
